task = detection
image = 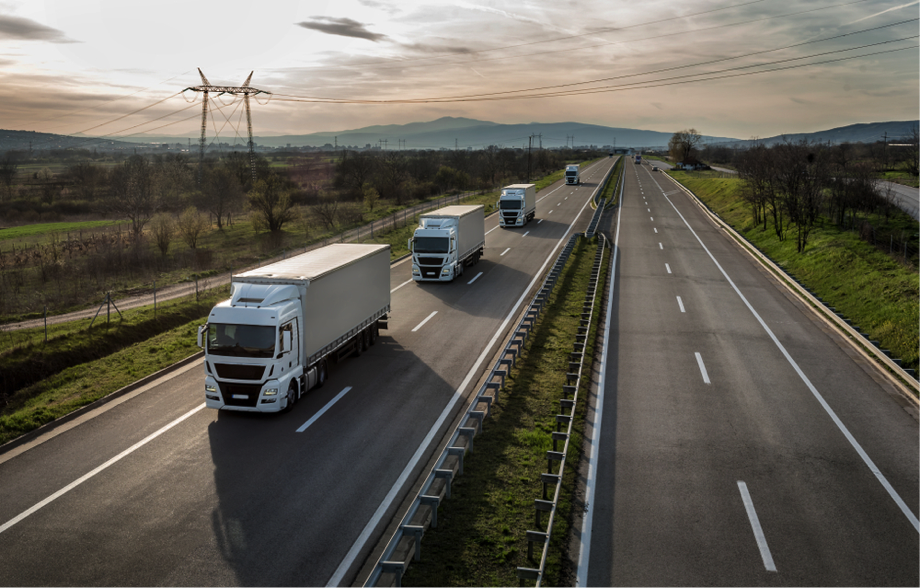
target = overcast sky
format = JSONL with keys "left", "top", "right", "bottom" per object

{"left": 0, "top": 0, "right": 917, "bottom": 144}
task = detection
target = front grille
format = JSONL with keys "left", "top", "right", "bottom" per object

{"left": 502, "top": 212, "right": 519, "bottom": 220}
{"left": 218, "top": 382, "right": 261, "bottom": 407}
{"left": 214, "top": 364, "right": 264, "bottom": 380}
{"left": 418, "top": 257, "right": 443, "bottom": 266}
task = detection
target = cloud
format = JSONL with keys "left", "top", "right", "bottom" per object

{"left": 295, "top": 17, "right": 387, "bottom": 42}
{"left": 0, "top": 14, "right": 76, "bottom": 43}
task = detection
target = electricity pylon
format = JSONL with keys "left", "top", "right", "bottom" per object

{"left": 184, "top": 68, "right": 271, "bottom": 185}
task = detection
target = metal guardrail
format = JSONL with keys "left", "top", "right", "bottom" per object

{"left": 365, "top": 233, "right": 585, "bottom": 587}
{"left": 586, "top": 158, "right": 622, "bottom": 238}
{"left": 516, "top": 232, "right": 607, "bottom": 586}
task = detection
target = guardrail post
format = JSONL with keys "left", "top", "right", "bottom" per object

{"left": 380, "top": 561, "right": 405, "bottom": 587}
{"left": 447, "top": 446, "right": 464, "bottom": 475}
{"left": 403, "top": 524, "right": 424, "bottom": 561}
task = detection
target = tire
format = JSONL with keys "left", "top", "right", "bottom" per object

{"left": 316, "top": 360, "right": 327, "bottom": 389}
{"left": 354, "top": 331, "right": 365, "bottom": 357}
{"left": 370, "top": 323, "right": 378, "bottom": 345}
{"left": 284, "top": 382, "right": 297, "bottom": 412}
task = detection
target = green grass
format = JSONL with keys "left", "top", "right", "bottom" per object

{"left": 0, "top": 287, "right": 228, "bottom": 446}
{"left": 403, "top": 236, "right": 607, "bottom": 586}
{"left": 0, "top": 220, "right": 128, "bottom": 242}
{"left": 668, "top": 171, "right": 919, "bottom": 375}
{"left": 878, "top": 170, "right": 919, "bottom": 188}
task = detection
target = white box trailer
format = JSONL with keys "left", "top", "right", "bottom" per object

{"left": 410, "top": 205, "right": 485, "bottom": 281}
{"left": 198, "top": 243, "right": 390, "bottom": 412}
{"left": 498, "top": 183, "right": 536, "bottom": 227}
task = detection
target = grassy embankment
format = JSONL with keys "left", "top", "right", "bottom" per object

{"left": 403, "top": 236, "right": 607, "bottom": 586}
{"left": 0, "top": 286, "right": 228, "bottom": 446}
{"left": 667, "top": 170, "right": 919, "bottom": 376}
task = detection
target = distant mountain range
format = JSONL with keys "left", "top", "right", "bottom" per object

{"left": 1, "top": 118, "right": 916, "bottom": 153}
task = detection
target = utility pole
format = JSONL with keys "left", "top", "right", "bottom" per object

{"left": 527, "top": 135, "right": 533, "bottom": 182}
{"left": 455, "top": 138, "right": 458, "bottom": 151}
{"left": 379, "top": 139, "right": 388, "bottom": 150}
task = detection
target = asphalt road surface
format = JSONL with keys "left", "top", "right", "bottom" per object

{"left": 578, "top": 160, "right": 918, "bottom": 586}
{"left": 0, "top": 158, "right": 617, "bottom": 586}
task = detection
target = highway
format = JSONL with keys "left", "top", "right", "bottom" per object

{"left": 0, "top": 158, "right": 617, "bottom": 586}
{"left": 578, "top": 161, "right": 919, "bottom": 586}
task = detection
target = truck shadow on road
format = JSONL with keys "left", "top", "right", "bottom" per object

{"left": 206, "top": 335, "right": 463, "bottom": 586}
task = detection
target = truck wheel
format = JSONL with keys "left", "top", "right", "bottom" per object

{"left": 284, "top": 383, "right": 297, "bottom": 412}
{"left": 354, "top": 332, "right": 364, "bottom": 357}
{"left": 371, "top": 323, "right": 379, "bottom": 345}
{"left": 316, "top": 361, "right": 327, "bottom": 389}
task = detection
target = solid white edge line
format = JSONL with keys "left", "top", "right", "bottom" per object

{"left": 411, "top": 311, "right": 438, "bottom": 332}
{"left": 695, "top": 352, "right": 711, "bottom": 384}
{"left": 500, "top": 248, "right": 511, "bottom": 256}
{"left": 296, "top": 387, "right": 353, "bottom": 433}
{"left": 467, "top": 271, "right": 483, "bottom": 285}
{"left": 390, "top": 279, "right": 413, "bottom": 293}
{"left": 677, "top": 296, "right": 685, "bottom": 313}
{"left": 0, "top": 403, "right": 207, "bottom": 535}
{"left": 648, "top": 172, "right": 920, "bottom": 533}
{"left": 738, "top": 481, "right": 778, "bottom": 572}
{"left": 330, "top": 159, "right": 612, "bottom": 588}
{"left": 576, "top": 158, "right": 623, "bottom": 587}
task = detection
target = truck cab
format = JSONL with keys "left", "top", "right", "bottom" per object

{"left": 199, "top": 283, "right": 308, "bottom": 412}
{"left": 410, "top": 220, "right": 461, "bottom": 281}
{"left": 497, "top": 184, "right": 536, "bottom": 228}
{"left": 565, "top": 165, "right": 580, "bottom": 185}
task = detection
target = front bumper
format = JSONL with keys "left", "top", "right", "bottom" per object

{"left": 205, "top": 376, "right": 286, "bottom": 412}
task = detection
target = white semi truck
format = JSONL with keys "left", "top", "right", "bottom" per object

{"left": 565, "top": 164, "right": 580, "bottom": 185}
{"left": 410, "top": 205, "right": 485, "bottom": 282}
{"left": 198, "top": 243, "right": 390, "bottom": 412}
{"left": 497, "top": 183, "right": 536, "bottom": 228}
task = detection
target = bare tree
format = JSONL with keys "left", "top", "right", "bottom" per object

{"left": 0, "top": 154, "right": 19, "bottom": 201}
{"left": 176, "top": 206, "right": 209, "bottom": 249}
{"left": 669, "top": 129, "right": 703, "bottom": 164}
{"left": 313, "top": 192, "right": 340, "bottom": 230}
{"left": 108, "top": 155, "right": 159, "bottom": 243}
{"left": 248, "top": 173, "right": 297, "bottom": 232}
{"left": 68, "top": 162, "right": 105, "bottom": 201}
{"left": 197, "top": 164, "right": 244, "bottom": 229}
{"left": 150, "top": 213, "right": 174, "bottom": 257}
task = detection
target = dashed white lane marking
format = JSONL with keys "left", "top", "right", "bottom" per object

{"left": 537, "top": 219, "right": 544, "bottom": 224}
{"left": 391, "top": 279, "right": 413, "bottom": 293}
{"left": 665, "top": 263, "right": 672, "bottom": 274}
{"left": 411, "top": 311, "right": 438, "bottom": 332}
{"left": 467, "top": 271, "right": 483, "bottom": 285}
{"left": 659, "top": 243, "right": 663, "bottom": 249}
{"left": 695, "top": 352, "right": 711, "bottom": 384}
{"left": 486, "top": 225, "right": 499, "bottom": 235}
{"left": 500, "top": 247, "right": 511, "bottom": 256}
{"left": 297, "top": 387, "right": 352, "bottom": 433}
{"left": 677, "top": 296, "right": 685, "bottom": 313}
{"left": 522, "top": 231, "right": 530, "bottom": 237}
{"left": 650, "top": 216, "right": 654, "bottom": 221}
{"left": 738, "top": 481, "right": 777, "bottom": 572}
{"left": 549, "top": 210, "right": 554, "bottom": 214}
{"left": 654, "top": 228, "right": 658, "bottom": 233}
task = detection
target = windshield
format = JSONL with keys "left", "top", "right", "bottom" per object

{"left": 414, "top": 237, "right": 450, "bottom": 253}
{"left": 207, "top": 323, "right": 276, "bottom": 358}
{"left": 565, "top": 170, "right": 577, "bottom": 176}
{"left": 500, "top": 198, "right": 523, "bottom": 210}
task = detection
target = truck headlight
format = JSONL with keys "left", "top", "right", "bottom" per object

{"left": 264, "top": 388, "right": 279, "bottom": 396}
{"left": 205, "top": 384, "right": 217, "bottom": 393}
{"left": 441, "top": 267, "right": 451, "bottom": 275}
{"left": 412, "top": 267, "right": 420, "bottom": 275}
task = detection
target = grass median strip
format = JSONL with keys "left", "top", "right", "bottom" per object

{"left": 403, "top": 236, "right": 607, "bottom": 587}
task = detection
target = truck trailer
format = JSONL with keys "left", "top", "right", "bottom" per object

{"left": 497, "top": 183, "right": 536, "bottom": 228}
{"left": 565, "top": 164, "right": 580, "bottom": 185}
{"left": 198, "top": 243, "right": 391, "bottom": 412}
{"left": 410, "top": 205, "right": 485, "bottom": 282}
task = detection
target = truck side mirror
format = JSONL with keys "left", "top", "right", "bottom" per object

{"left": 407, "top": 238, "right": 413, "bottom": 252}
{"left": 197, "top": 324, "right": 207, "bottom": 349}
{"left": 495, "top": 201, "right": 499, "bottom": 209}
{"left": 282, "top": 330, "right": 292, "bottom": 354}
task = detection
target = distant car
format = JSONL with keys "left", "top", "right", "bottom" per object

{"left": 652, "top": 165, "right": 659, "bottom": 172}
